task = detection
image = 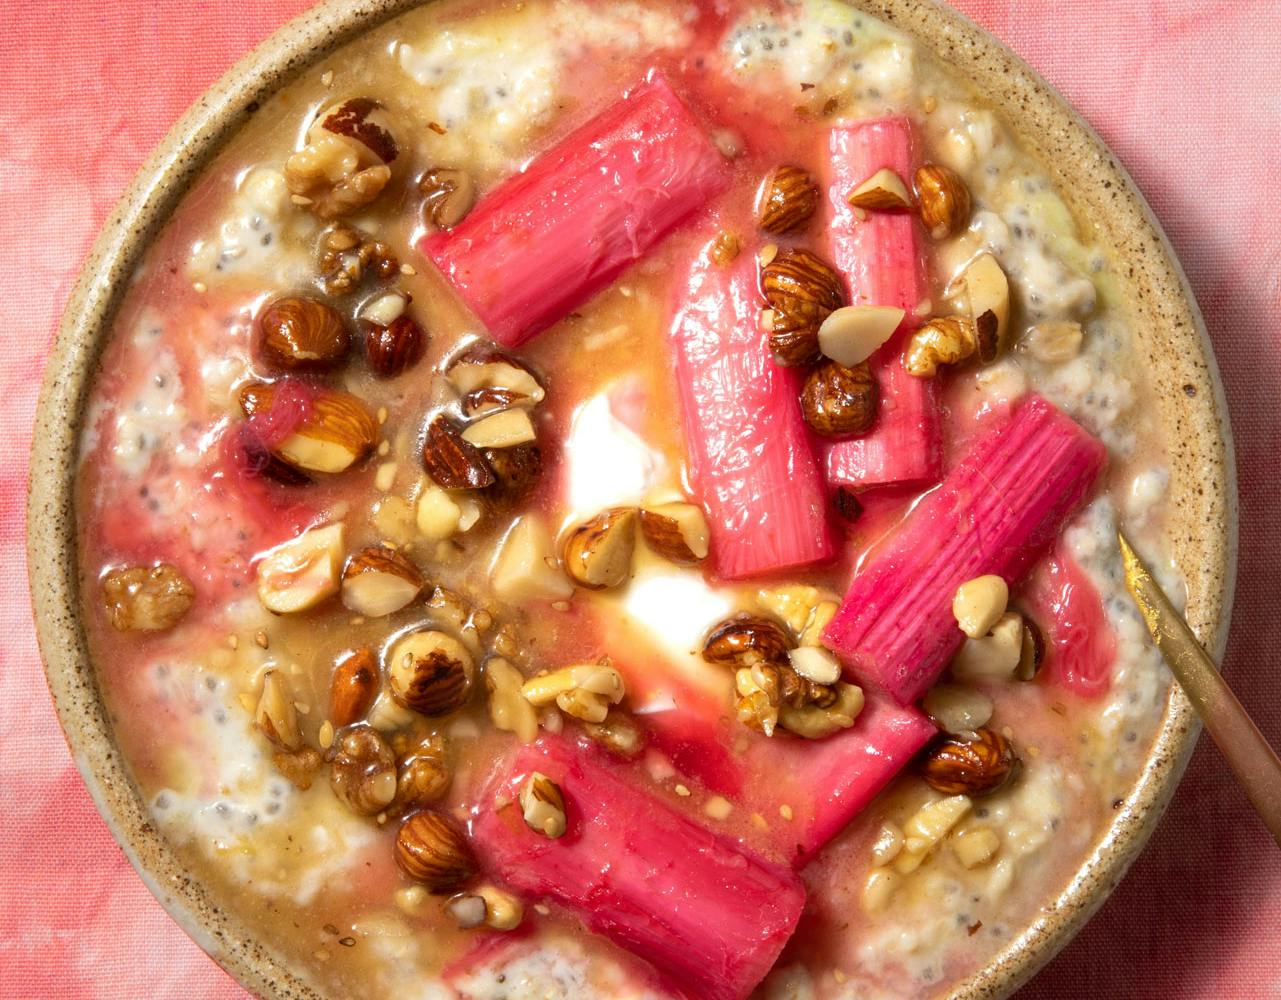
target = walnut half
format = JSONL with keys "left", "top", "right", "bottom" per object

{"left": 101, "top": 563, "right": 194, "bottom": 632}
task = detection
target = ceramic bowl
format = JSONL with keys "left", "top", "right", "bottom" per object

{"left": 26, "top": 1, "right": 1237, "bottom": 997}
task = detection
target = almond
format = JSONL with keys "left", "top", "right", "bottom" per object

{"left": 914, "top": 163, "right": 971, "bottom": 239}
{"left": 561, "top": 508, "right": 638, "bottom": 590}
{"left": 395, "top": 810, "right": 477, "bottom": 892}
{"left": 420, "top": 167, "right": 476, "bottom": 230}
{"left": 422, "top": 415, "right": 495, "bottom": 490}
{"left": 329, "top": 646, "right": 379, "bottom": 727}
{"left": 256, "top": 296, "right": 351, "bottom": 372}
{"left": 703, "top": 614, "right": 793, "bottom": 668}
{"left": 461, "top": 408, "right": 537, "bottom": 450}
{"left": 817, "top": 305, "right": 904, "bottom": 367}
{"left": 847, "top": 168, "right": 913, "bottom": 211}
{"left": 800, "top": 360, "right": 878, "bottom": 436}
{"left": 239, "top": 381, "right": 377, "bottom": 474}
{"left": 492, "top": 516, "right": 574, "bottom": 603}
{"left": 341, "top": 546, "right": 424, "bottom": 617}
{"left": 638, "top": 502, "right": 709, "bottom": 564}
{"left": 255, "top": 523, "right": 345, "bottom": 614}
{"left": 918, "top": 727, "right": 1019, "bottom": 797}
{"left": 388, "top": 629, "right": 475, "bottom": 717}
{"left": 365, "top": 314, "right": 426, "bottom": 379}
{"left": 756, "top": 165, "right": 820, "bottom": 234}
{"left": 445, "top": 346, "right": 545, "bottom": 406}
{"left": 761, "top": 248, "right": 846, "bottom": 366}
{"left": 959, "top": 252, "right": 1010, "bottom": 355}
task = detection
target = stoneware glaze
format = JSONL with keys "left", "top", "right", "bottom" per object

{"left": 26, "top": 1, "right": 1237, "bottom": 997}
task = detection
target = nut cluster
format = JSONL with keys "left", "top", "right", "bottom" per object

{"left": 285, "top": 97, "right": 400, "bottom": 218}
{"left": 701, "top": 613, "right": 862, "bottom": 739}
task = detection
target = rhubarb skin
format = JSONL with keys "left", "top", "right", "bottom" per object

{"left": 473, "top": 736, "right": 805, "bottom": 1000}
{"left": 1024, "top": 550, "right": 1117, "bottom": 698}
{"left": 668, "top": 248, "right": 833, "bottom": 579}
{"left": 824, "top": 394, "right": 1107, "bottom": 705}
{"left": 822, "top": 117, "right": 942, "bottom": 489}
{"left": 421, "top": 74, "right": 729, "bottom": 347}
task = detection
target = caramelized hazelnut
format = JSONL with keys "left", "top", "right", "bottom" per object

{"left": 329, "top": 724, "right": 398, "bottom": 815}
{"left": 702, "top": 614, "right": 794, "bottom": 668}
{"left": 387, "top": 630, "right": 475, "bottom": 717}
{"left": 800, "top": 360, "right": 878, "bottom": 437}
{"left": 365, "top": 315, "right": 427, "bottom": 378}
{"left": 256, "top": 296, "right": 351, "bottom": 372}
{"left": 918, "top": 727, "right": 1019, "bottom": 797}
{"left": 761, "top": 248, "right": 845, "bottom": 366}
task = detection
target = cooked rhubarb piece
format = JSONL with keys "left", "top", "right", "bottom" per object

{"left": 822, "top": 117, "right": 942, "bottom": 489}
{"left": 627, "top": 674, "right": 933, "bottom": 866}
{"left": 668, "top": 249, "right": 833, "bottom": 579}
{"left": 824, "top": 395, "right": 1106, "bottom": 705}
{"left": 474, "top": 736, "right": 805, "bottom": 1000}
{"left": 1024, "top": 550, "right": 1117, "bottom": 698}
{"left": 421, "top": 74, "right": 729, "bottom": 347}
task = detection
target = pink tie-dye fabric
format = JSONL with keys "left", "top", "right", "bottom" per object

{"left": 1, "top": 2, "right": 1277, "bottom": 997}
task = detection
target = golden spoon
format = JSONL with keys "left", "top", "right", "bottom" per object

{"left": 1119, "top": 530, "right": 1281, "bottom": 846}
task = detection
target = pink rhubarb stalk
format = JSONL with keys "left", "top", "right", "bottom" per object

{"left": 823, "top": 116, "right": 941, "bottom": 489}
{"left": 421, "top": 74, "right": 729, "bottom": 347}
{"left": 824, "top": 394, "right": 1107, "bottom": 705}
{"left": 668, "top": 247, "right": 833, "bottom": 579}
{"left": 1024, "top": 549, "right": 1117, "bottom": 698}
{"left": 473, "top": 736, "right": 805, "bottom": 1000}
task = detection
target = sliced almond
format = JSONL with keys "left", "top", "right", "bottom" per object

{"left": 445, "top": 346, "right": 545, "bottom": 405}
{"left": 561, "top": 508, "right": 638, "bottom": 590}
{"left": 847, "top": 168, "right": 913, "bottom": 211}
{"left": 461, "top": 409, "right": 537, "bottom": 450}
{"left": 341, "top": 546, "right": 424, "bottom": 617}
{"left": 638, "top": 502, "right": 709, "bottom": 564}
{"left": 492, "top": 516, "right": 574, "bottom": 603}
{"left": 240, "top": 382, "right": 377, "bottom": 475}
{"left": 817, "top": 305, "right": 904, "bottom": 367}
{"left": 422, "top": 415, "right": 495, "bottom": 490}
{"left": 255, "top": 523, "right": 345, "bottom": 614}
{"left": 959, "top": 252, "right": 1010, "bottom": 355}
{"left": 256, "top": 669, "right": 303, "bottom": 750}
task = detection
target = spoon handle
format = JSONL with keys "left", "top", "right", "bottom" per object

{"left": 1120, "top": 532, "right": 1281, "bottom": 848}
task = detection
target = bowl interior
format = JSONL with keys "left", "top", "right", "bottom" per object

{"left": 26, "top": 1, "right": 1236, "bottom": 998}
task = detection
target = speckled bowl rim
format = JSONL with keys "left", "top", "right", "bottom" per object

{"left": 27, "top": 1, "right": 1237, "bottom": 997}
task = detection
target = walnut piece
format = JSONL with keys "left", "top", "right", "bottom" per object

{"left": 285, "top": 134, "right": 390, "bottom": 219}
{"left": 101, "top": 563, "right": 194, "bottom": 632}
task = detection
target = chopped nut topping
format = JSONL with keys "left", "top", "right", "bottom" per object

{"left": 485, "top": 657, "right": 540, "bottom": 744}
{"left": 761, "top": 248, "right": 845, "bottom": 366}
{"left": 420, "top": 167, "right": 476, "bottom": 230}
{"left": 756, "top": 165, "right": 819, "bottom": 234}
{"left": 286, "top": 98, "right": 399, "bottom": 219}
{"left": 101, "top": 563, "right": 194, "bottom": 632}
{"left": 256, "top": 669, "right": 303, "bottom": 751}
{"left": 914, "top": 163, "right": 972, "bottom": 239}
{"left": 519, "top": 772, "right": 567, "bottom": 838}
{"left": 895, "top": 794, "right": 973, "bottom": 874}
{"left": 316, "top": 223, "right": 398, "bottom": 295}
{"left": 394, "top": 734, "right": 452, "bottom": 810}
{"left": 521, "top": 663, "right": 625, "bottom": 724}
{"left": 476, "top": 884, "right": 524, "bottom": 931}
{"left": 561, "top": 508, "right": 638, "bottom": 590}
{"left": 272, "top": 747, "right": 323, "bottom": 790}
{"left": 918, "top": 728, "right": 1019, "bottom": 797}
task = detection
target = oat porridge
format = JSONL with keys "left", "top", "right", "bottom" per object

{"left": 76, "top": 1, "right": 1188, "bottom": 998}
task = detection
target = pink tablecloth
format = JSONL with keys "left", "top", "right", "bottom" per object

{"left": 2, "top": 2, "right": 1278, "bottom": 996}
